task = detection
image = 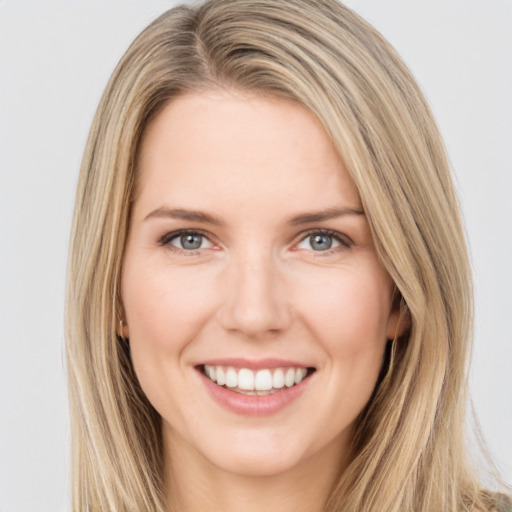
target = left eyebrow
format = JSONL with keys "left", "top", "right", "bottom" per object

{"left": 287, "top": 207, "right": 364, "bottom": 226}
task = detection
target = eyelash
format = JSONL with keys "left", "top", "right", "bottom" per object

{"left": 158, "top": 228, "right": 353, "bottom": 256}
{"left": 296, "top": 228, "right": 353, "bottom": 254}
{"left": 158, "top": 229, "right": 213, "bottom": 255}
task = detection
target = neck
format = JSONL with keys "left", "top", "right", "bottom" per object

{"left": 163, "top": 426, "right": 352, "bottom": 512}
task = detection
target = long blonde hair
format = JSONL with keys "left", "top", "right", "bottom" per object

{"left": 66, "top": 1, "right": 508, "bottom": 510}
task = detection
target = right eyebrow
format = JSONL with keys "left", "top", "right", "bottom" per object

{"left": 143, "top": 207, "right": 224, "bottom": 226}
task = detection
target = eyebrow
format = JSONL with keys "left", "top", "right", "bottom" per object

{"left": 143, "top": 206, "right": 364, "bottom": 225}
{"left": 286, "top": 207, "right": 364, "bottom": 225}
{"left": 144, "top": 207, "right": 224, "bottom": 225}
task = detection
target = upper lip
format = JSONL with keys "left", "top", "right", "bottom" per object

{"left": 196, "top": 358, "right": 314, "bottom": 370}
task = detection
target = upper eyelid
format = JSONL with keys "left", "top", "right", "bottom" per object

{"left": 159, "top": 228, "right": 215, "bottom": 246}
{"left": 295, "top": 228, "right": 353, "bottom": 247}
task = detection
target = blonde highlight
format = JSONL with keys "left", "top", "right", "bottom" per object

{"left": 66, "top": 1, "right": 509, "bottom": 510}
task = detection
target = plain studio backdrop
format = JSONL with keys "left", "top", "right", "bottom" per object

{"left": 0, "top": 1, "right": 511, "bottom": 510}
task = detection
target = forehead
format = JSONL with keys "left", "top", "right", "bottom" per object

{"left": 134, "top": 89, "right": 361, "bottom": 221}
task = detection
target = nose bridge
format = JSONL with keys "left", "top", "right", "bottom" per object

{"left": 219, "top": 246, "right": 291, "bottom": 337}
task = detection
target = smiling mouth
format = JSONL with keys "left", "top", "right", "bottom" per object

{"left": 199, "top": 364, "right": 316, "bottom": 396}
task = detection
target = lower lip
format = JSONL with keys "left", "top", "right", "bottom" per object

{"left": 198, "top": 370, "right": 312, "bottom": 417}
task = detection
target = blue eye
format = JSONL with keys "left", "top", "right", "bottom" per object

{"left": 162, "top": 231, "right": 213, "bottom": 251}
{"left": 309, "top": 233, "right": 335, "bottom": 251}
{"left": 297, "top": 231, "right": 349, "bottom": 252}
{"left": 175, "top": 233, "right": 203, "bottom": 250}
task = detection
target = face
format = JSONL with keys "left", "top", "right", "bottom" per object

{"left": 121, "top": 90, "right": 401, "bottom": 479}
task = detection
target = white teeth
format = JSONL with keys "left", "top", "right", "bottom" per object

{"left": 254, "top": 369, "right": 273, "bottom": 391}
{"left": 238, "top": 368, "right": 255, "bottom": 390}
{"left": 203, "top": 364, "right": 310, "bottom": 392}
{"left": 225, "top": 368, "right": 238, "bottom": 388}
{"left": 206, "top": 365, "right": 216, "bottom": 381}
{"left": 216, "top": 366, "right": 226, "bottom": 386}
{"left": 272, "top": 368, "right": 285, "bottom": 389}
{"left": 285, "top": 368, "right": 295, "bottom": 387}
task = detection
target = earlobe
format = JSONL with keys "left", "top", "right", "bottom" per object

{"left": 386, "top": 297, "right": 410, "bottom": 341}
{"left": 117, "top": 299, "right": 130, "bottom": 340}
{"left": 122, "top": 320, "right": 130, "bottom": 340}
{"left": 117, "top": 318, "right": 130, "bottom": 340}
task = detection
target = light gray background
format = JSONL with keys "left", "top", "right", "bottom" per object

{"left": 1, "top": 1, "right": 511, "bottom": 511}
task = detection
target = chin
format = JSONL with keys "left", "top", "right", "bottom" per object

{"left": 209, "top": 444, "right": 307, "bottom": 478}
{"left": 192, "top": 422, "right": 341, "bottom": 479}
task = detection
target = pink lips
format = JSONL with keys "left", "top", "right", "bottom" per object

{"left": 196, "top": 358, "right": 314, "bottom": 417}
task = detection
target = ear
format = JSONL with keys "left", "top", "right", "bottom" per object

{"left": 116, "top": 308, "right": 130, "bottom": 340}
{"left": 385, "top": 293, "right": 410, "bottom": 340}
{"left": 121, "top": 320, "right": 130, "bottom": 340}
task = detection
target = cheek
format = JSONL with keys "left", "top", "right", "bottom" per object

{"left": 123, "top": 257, "right": 218, "bottom": 340}
{"left": 277, "top": 263, "right": 393, "bottom": 452}
{"left": 292, "top": 263, "right": 392, "bottom": 395}
{"left": 295, "top": 264, "right": 391, "bottom": 344}
{"left": 121, "top": 256, "right": 219, "bottom": 395}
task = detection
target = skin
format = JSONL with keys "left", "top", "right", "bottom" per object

{"left": 121, "top": 89, "right": 403, "bottom": 512}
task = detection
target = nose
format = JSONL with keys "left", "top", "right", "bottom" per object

{"left": 218, "top": 252, "right": 292, "bottom": 339}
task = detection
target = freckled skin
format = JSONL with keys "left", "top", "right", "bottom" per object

{"left": 121, "top": 90, "right": 402, "bottom": 510}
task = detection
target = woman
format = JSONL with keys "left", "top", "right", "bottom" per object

{"left": 65, "top": 0, "right": 510, "bottom": 511}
